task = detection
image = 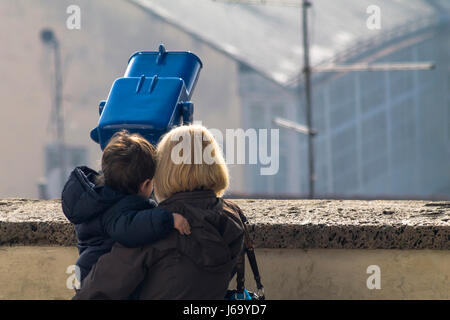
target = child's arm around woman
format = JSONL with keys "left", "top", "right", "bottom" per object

{"left": 101, "top": 194, "right": 190, "bottom": 248}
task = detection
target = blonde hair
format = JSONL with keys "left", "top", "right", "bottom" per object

{"left": 154, "top": 125, "right": 229, "bottom": 202}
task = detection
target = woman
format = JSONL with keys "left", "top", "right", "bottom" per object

{"left": 73, "top": 125, "right": 245, "bottom": 300}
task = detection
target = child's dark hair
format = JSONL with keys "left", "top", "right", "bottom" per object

{"left": 97, "top": 130, "right": 156, "bottom": 195}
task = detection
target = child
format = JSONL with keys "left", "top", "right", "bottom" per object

{"left": 61, "top": 130, "right": 190, "bottom": 283}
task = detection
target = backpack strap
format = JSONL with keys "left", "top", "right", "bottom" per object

{"left": 236, "top": 248, "right": 246, "bottom": 292}
{"left": 235, "top": 210, "right": 264, "bottom": 298}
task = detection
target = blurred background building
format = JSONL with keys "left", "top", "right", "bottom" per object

{"left": 0, "top": 0, "right": 449, "bottom": 199}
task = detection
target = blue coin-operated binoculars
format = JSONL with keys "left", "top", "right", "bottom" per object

{"left": 90, "top": 44, "right": 202, "bottom": 149}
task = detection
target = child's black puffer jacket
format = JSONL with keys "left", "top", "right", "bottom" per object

{"left": 61, "top": 166, "right": 174, "bottom": 281}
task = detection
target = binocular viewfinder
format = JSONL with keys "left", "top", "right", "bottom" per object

{"left": 90, "top": 44, "right": 202, "bottom": 149}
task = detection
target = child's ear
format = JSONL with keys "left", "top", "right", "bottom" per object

{"left": 139, "top": 179, "right": 148, "bottom": 193}
{"left": 139, "top": 179, "right": 152, "bottom": 192}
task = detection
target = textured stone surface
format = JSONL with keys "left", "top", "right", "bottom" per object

{"left": 0, "top": 199, "right": 76, "bottom": 246}
{"left": 0, "top": 198, "right": 449, "bottom": 249}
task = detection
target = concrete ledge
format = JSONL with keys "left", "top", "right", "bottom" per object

{"left": 0, "top": 199, "right": 449, "bottom": 299}
{"left": 0, "top": 198, "right": 449, "bottom": 249}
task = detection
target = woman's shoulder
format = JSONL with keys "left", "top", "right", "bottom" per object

{"left": 221, "top": 199, "right": 242, "bottom": 212}
{"left": 221, "top": 199, "right": 246, "bottom": 225}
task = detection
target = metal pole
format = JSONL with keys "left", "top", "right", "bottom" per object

{"left": 53, "top": 39, "right": 66, "bottom": 191}
{"left": 313, "top": 62, "right": 435, "bottom": 72}
{"left": 302, "top": 0, "right": 314, "bottom": 199}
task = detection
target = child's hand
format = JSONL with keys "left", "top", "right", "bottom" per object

{"left": 173, "top": 213, "right": 191, "bottom": 235}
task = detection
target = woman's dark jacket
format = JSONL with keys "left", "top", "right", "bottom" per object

{"left": 73, "top": 190, "right": 245, "bottom": 300}
{"left": 61, "top": 166, "right": 174, "bottom": 281}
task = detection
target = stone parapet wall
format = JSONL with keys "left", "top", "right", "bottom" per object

{"left": 0, "top": 198, "right": 449, "bottom": 249}
{"left": 0, "top": 198, "right": 449, "bottom": 299}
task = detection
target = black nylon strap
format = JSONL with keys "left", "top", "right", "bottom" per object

{"left": 235, "top": 213, "right": 263, "bottom": 293}
{"left": 246, "top": 247, "right": 263, "bottom": 289}
{"left": 236, "top": 251, "right": 246, "bottom": 292}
